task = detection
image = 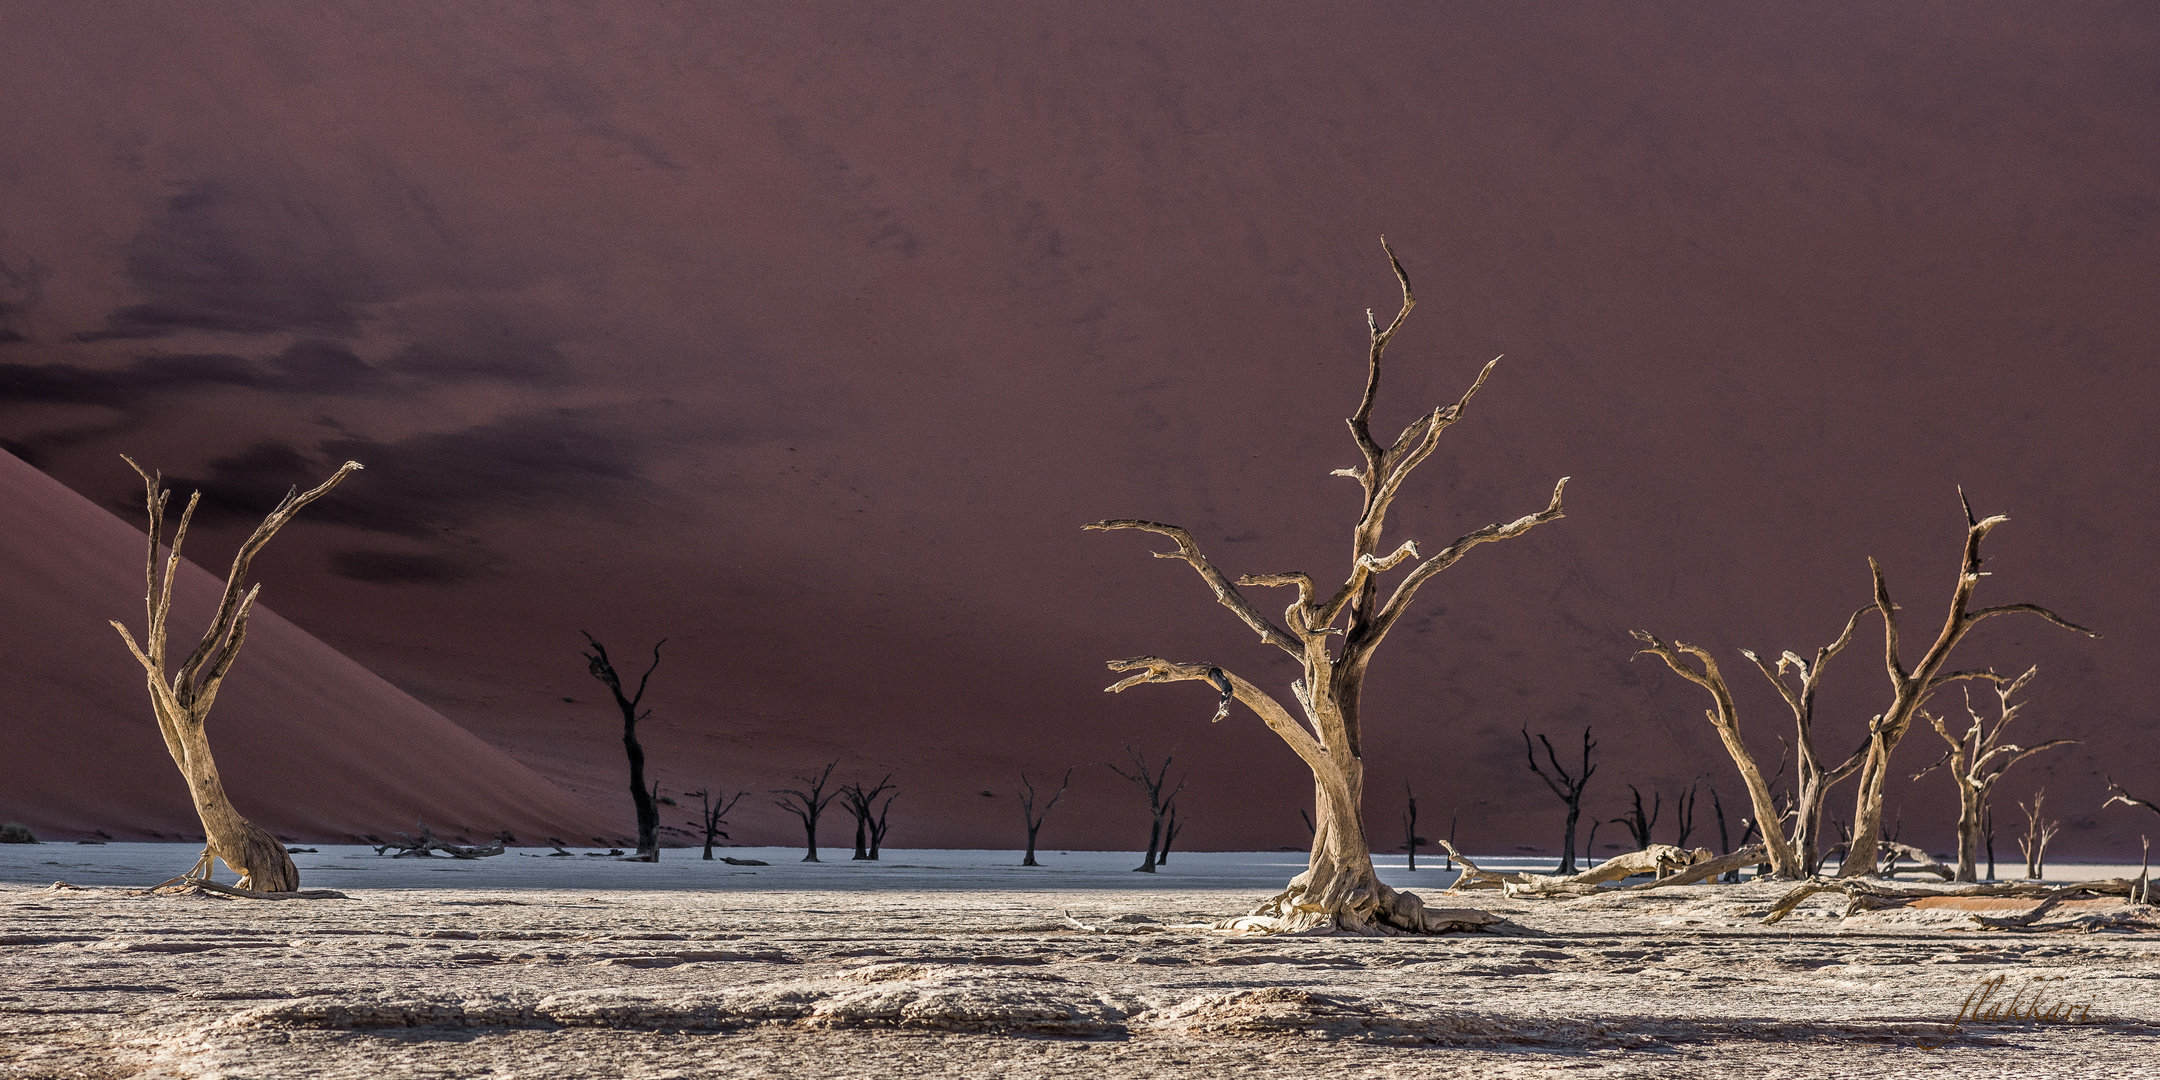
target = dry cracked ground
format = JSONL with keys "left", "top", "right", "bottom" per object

{"left": 3, "top": 848, "right": 2158, "bottom": 1079}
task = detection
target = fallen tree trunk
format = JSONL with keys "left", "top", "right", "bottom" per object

{"left": 1764, "top": 876, "right": 2142, "bottom": 924}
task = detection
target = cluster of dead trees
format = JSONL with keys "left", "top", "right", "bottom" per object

{"left": 106, "top": 240, "right": 2144, "bottom": 919}
{"left": 1632, "top": 495, "right": 2102, "bottom": 882}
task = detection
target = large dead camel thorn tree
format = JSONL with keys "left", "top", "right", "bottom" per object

{"left": 1632, "top": 607, "right": 1873, "bottom": 878}
{"left": 1089, "top": 239, "right": 1568, "bottom": 934}
{"left": 1837, "top": 496, "right": 2096, "bottom": 878}
{"left": 1911, "top": 667, "right": 2074, "bottom": 882}
{"left": 580, "top": 632, "right": 665, "bottom": 861}
{"left": 110, "top": 456, "right": 363, "bottom": 893}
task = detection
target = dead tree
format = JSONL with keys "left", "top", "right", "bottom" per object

{"left": 1399, "top": 783, "right": 1427, "bottom": 871}
{"left": 110, "top": 456, "right": 362, "bottom": 892}
{"left": 1738, "top": 612, "right": 1875, "bottom": 874}
{"left": 1090, "top": 241, "right": 1566, "bottom": 932}
{"left": 580, "top": 632, "right": 665, "bottom": 862}
{"left": 1107, "top": 746, "right": 1184, "bottom": 873}
{"left": 1838, "top": 496, "right": 2096, "bottom": 877}
{"left": 1672, "top": 779, "right": 1699, "bottom": 847}
{"left": 1159, "top": 799, "right": 1184, "bottom": 866}
{"left": 773, "top": 762, "right": 840, "bottom": 862}
{"left": 1523, "top": 727, "right": 1596, "bottom": 874}
{"left": 1910, "top": 668, "right": 2074, "bottom": 881}
{"left": 1017, "top": 768, "right": 1072, "bottom": 867}
{"left": 1612, "top": 785, "right": 1661, "bottom": 851}
{"left": 841, "top": 776, "right": 898, "bottom": 860}
{"left": 1632, "top": 619, "right": 1865, "bottom": 880}
{"left": 840, "top": 774, "right": 897, "bottom": 860}
{"left": 2018, "top": 790, "right": 2060, "bottom": 880}
{"left": 685, "top": 786, "right": 746, "bottom": 860}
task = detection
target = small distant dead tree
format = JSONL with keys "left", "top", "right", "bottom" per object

{"left": 1910, "top": 667, "right": 2074, "bottom": 881}
{"left": 1399, "top": 783, "right": 1427, "bottom": 870}
{"left": 1443, "top": 811, "right": 1458, "bottom": 871}
{"left": 1017, "top": 768, "right": 1072, "bottom": 867}
{"left": 685, "top": 786, "right": 746, "bottom": 860}
{"left": 1613, "top": 785, "right": 1661, "bottom": 851}
{"left": 1838, "top": 497, "right": 2096, "bottom": 877}
{"left": 110, "top": 456, "right": 362, "bottom": 892}
{"left": 1108, "top": 746, "right": 1185, "bottom": 872}
{"left": 580, "top": 632, "right": 665, "bottom": 862}
{"left": 2018, "top": 790, "right": 2060, "bottom": 880}
{"left": 1672, "top": 780, "right": 1698, "bottom": 848}
{"left": 773, "top": 762, "right": 841, "bottom": 862}
{"left": 1089, "top": 240, "right": 1567, "bottom": 933}
{"left": 841, "top": 775, "right": 898, "bottom": 860}
{"left": 1523, "top": 727, "right": 1596, "bottom": 874}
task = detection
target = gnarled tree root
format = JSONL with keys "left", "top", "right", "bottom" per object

{"left": 1212, "top": 877, "right": 1501, "bottom": 937}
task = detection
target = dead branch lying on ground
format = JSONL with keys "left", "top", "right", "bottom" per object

{"left": 1763, "top": 876, "right": 2147, "bottom": 926}
{"left": 1434, "top": 839, "right": 1763, "bottom": 898}
{"left": 144, "top": 877, "right": 349, "bottom": 900}
{"left": 371, "top": 823, "right": 507, "bottom": 859}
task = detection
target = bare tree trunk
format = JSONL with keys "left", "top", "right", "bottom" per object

{"left": 110, "top": 457, "right": 362, "bottom": 893}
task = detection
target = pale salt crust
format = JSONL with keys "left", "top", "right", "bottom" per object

{"left": 3, "top": 845, "right": 2155, "bottom": 1079}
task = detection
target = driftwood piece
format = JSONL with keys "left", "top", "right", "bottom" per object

{"left": 1435, "top": 840, "right": 1528, "bottom": 891}
{"left": 1619, "top": 844, "right": 1769, "bottom": 891}
{"left": 1763, "top": 876, "right": 2140, "bottom": 925}
{"left": 1879, "top": 841, "right": 1956, "bottom": 881}
{"left": 1503, "top": 846, "right": 1716, "bottom": 898}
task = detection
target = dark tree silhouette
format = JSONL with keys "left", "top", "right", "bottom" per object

{"left": 1108, "top": 746, "right": 1185, "bottom": 873}
{"left": 1672, "top": 779, "right": 1698, "bottom": 848}
{"left": 685, "top": 786, "right": 746, "bottom": 860}
{"left": 841, "top": 774, "right": 897, "bottom": 860}
{"left": 1398, "top": 783, "right": 1428, "bottom": 870}
{"left": 580, "top": 632, "right": 666, "bottom": 862}
{"left": 841, "top": 776, "right": 898, "bottom": 860}
{"left": 773, "top": 762, "right": 840, "bottom": 862}
{"left": 1159, "top": 799, "right": 1184, "bottom": 866}
{"left": 1017, "top": 768, "right": 1073, "bottom": 867}
{"left": 1613, "top": 784, "right": 1661, "bottom": 851}
{"left": 1523, "top": 726, "right": 1597, "bottom": 874}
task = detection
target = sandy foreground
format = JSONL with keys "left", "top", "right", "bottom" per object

{"left": 2, "top": 845, "right": 2155, "bottom": 1079}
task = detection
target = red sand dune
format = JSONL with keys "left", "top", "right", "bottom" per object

{"left": 0, "top": 447, "right": 622, "bottom": 846}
